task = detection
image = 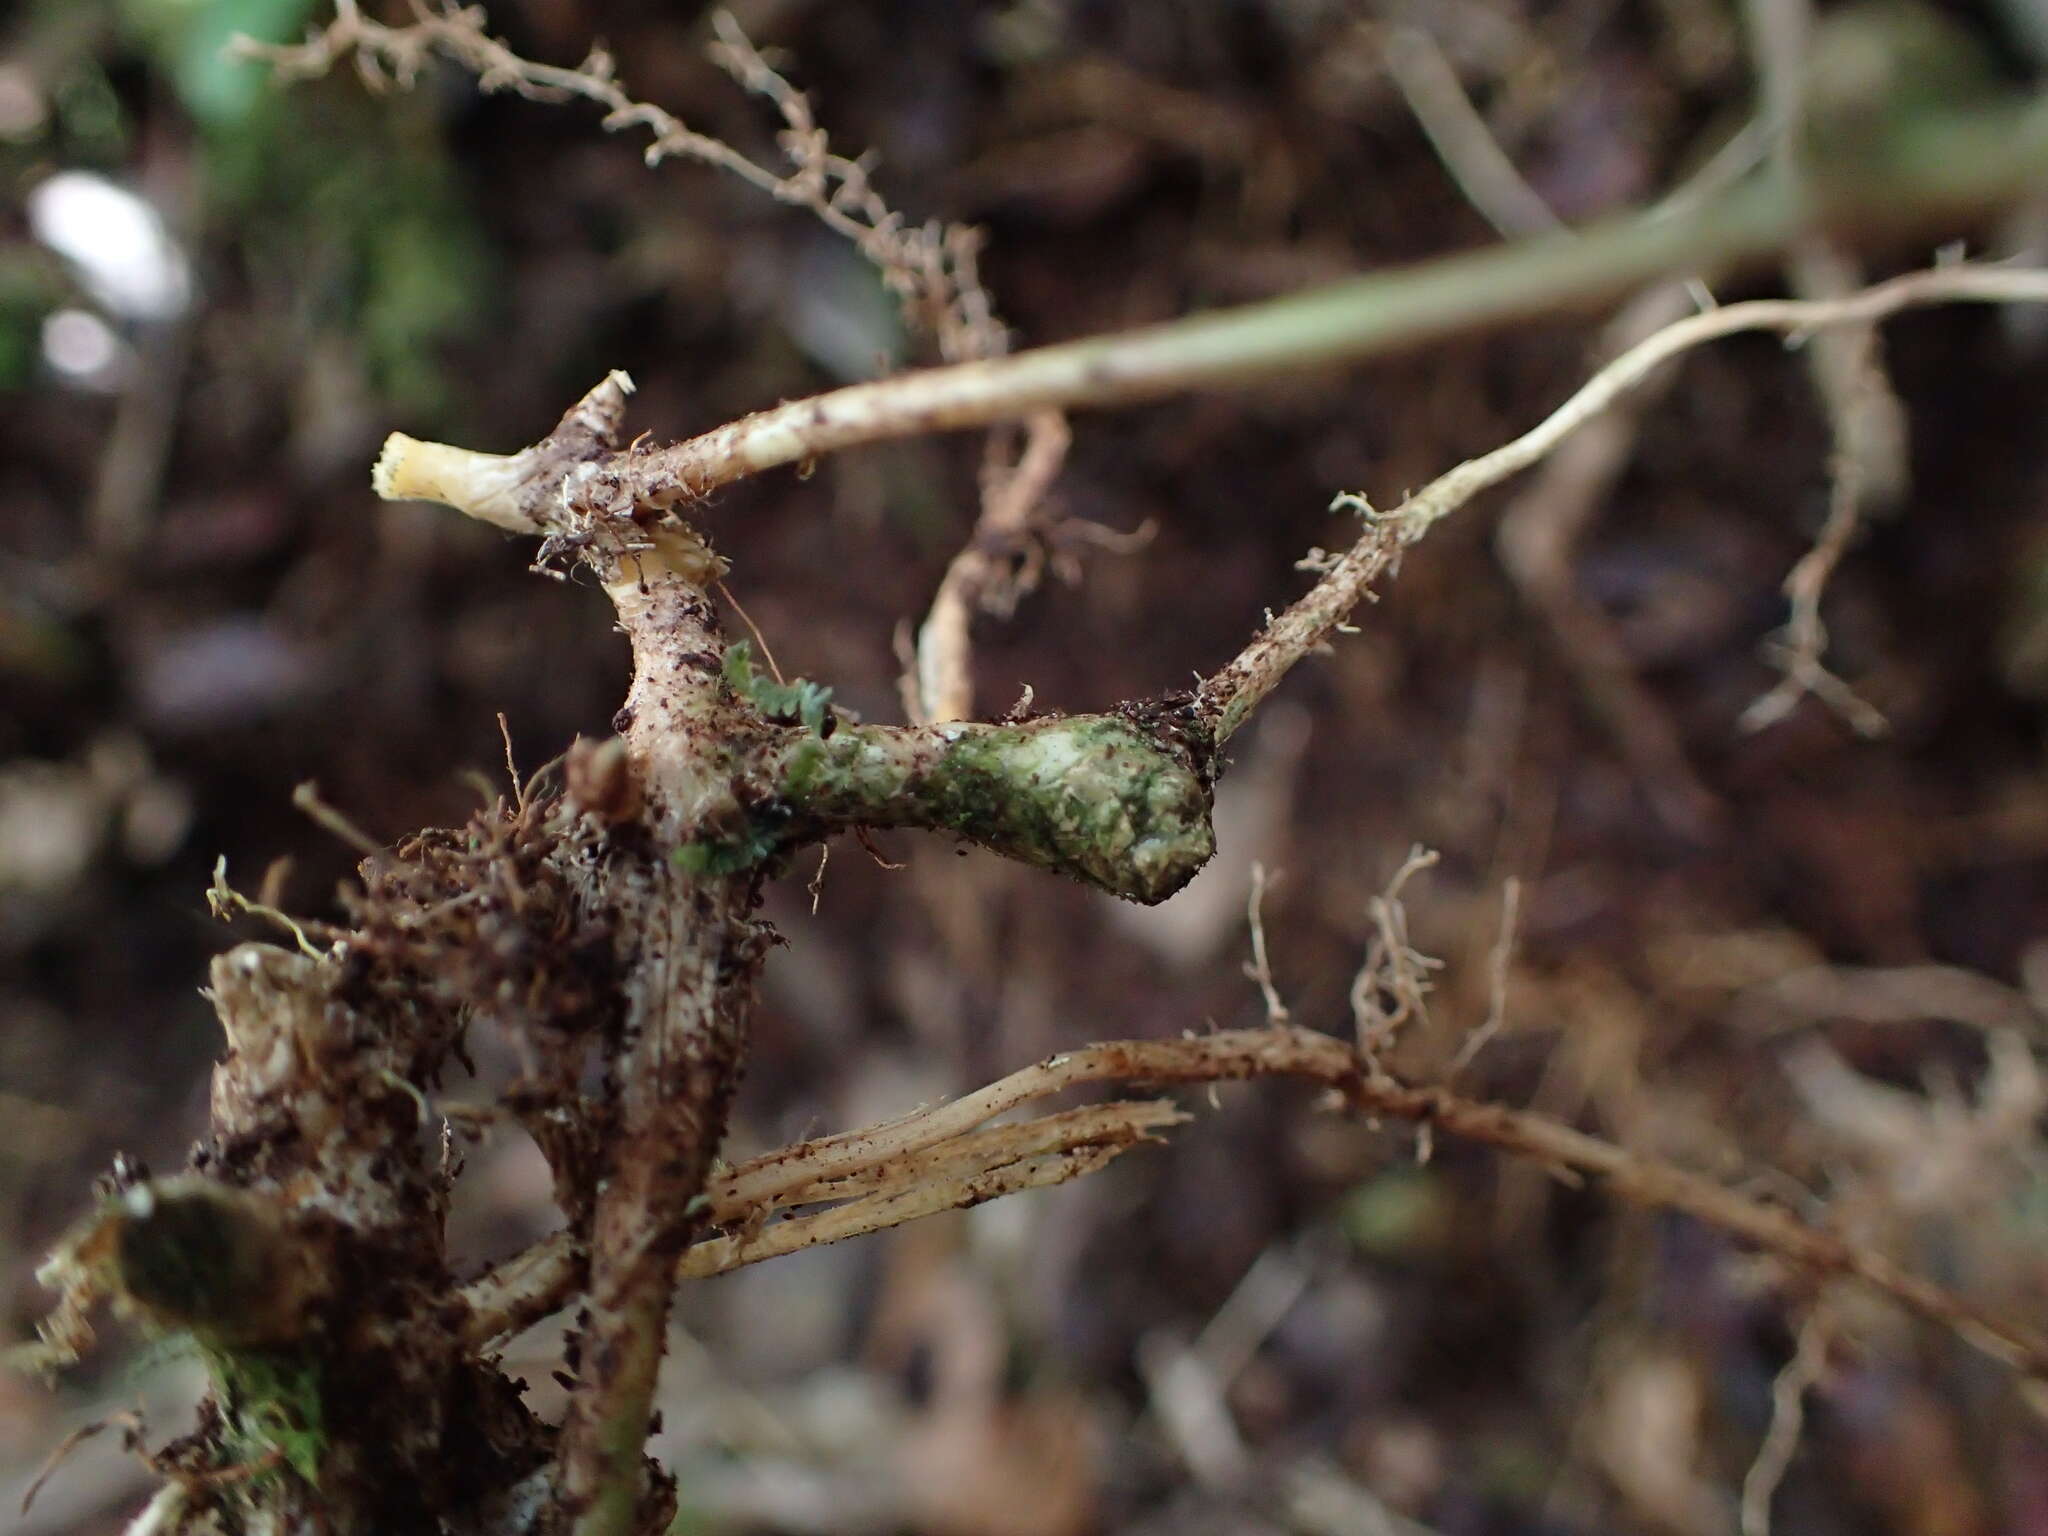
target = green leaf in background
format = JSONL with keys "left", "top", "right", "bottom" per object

{"left": 50, "top": 57, "right": 131, "bottom": 165}
{"left": 118, "top": 0, "right": 318, "bottom": 129}
{"left": 1340, "top": 1166, "right": 1449, "bottom": 1260}
{"left": 106, "top": 0, "right": 491, "bottom": 415}
{"left": 0, "top": 250, "right": 64, "bottom": 389}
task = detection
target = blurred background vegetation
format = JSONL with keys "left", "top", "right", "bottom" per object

{"left": 6, "top": 2, "right": 2048, "bottom": 1533}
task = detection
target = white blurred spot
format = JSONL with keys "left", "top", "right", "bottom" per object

{"left": 40, "top": 307, "right": 127, "bottom": 388}
{"left": 27, "top": 170, "right": 192, "bottom": 322}
{"left": 0, "top": 764, "right": 101, "bottom": 899}
{"left": 133, "top": 616, "right": 319, "bottom": 730}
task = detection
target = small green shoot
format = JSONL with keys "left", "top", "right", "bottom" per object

{"left": 723, "top": 642, "right": 835, "bottom": 737}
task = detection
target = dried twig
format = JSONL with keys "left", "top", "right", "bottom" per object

{"left": 1493, "top": 278, "right": 1726, "bottom": 836}
{"left": 1245, "top": 862, "right": 1292, "bottom": 1027}
{"left": 759, "top": 1099, "right": 1180, "bottom": 1209}
{"left": 235, "top": 4, "right": 999, "bottom": 360}
{"left": 1197, "top": 263, "right": 2048, "bottom": 740}
{"left": 374, "top": 105, "right": 2048, "bottom": 524}
{"left": 1434, "top": 67, "right": 1747, "bottom": 837}
{"left": 1783, "top": 1028, "right": 2046, "bottom": 1214}
{"left": 1731, "top": 960, "right": 2044, "bottom": 1037}
{"left": 1448, "top": 876, "right": 1522, "bottom": 1080}
{"left": 1430, "top": 54, "right": 1764, "bottom": 834}
{"left": 464, "top": 1024, "right": 2048, "bottom": 1381}
{"left": 1737, "top": 447, "right": 1896, "bottom": 735}
{"left": 1379, "top": 26, "right": 1562, "bottom": 239}
{"left": 681, "top": 1141, "right": 1130, "bottom": 1278}
{"left": 1349, "top": 845, "right": 1444, "bottom": 1063}
{"left": 21, "top": 1412, "right": 147, "bottom": 1517}
{"left": 289, "top": 780, "right": 381, "bottom": 855}
{"left": 909, "top": 409, "right": 1072, "bottom": 723}
{"left": 1034, "top": 1030, "right": 2048, "bottom": 1377}
{"left": 1739, "top": 0, "right": 1910, "bottom": 736}
{"left": 461, "top": 1098, "right": 1183, "bottom": 1347}
{"left": 1740, "top": 1294, "right": 1835, "bottom": 1536}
